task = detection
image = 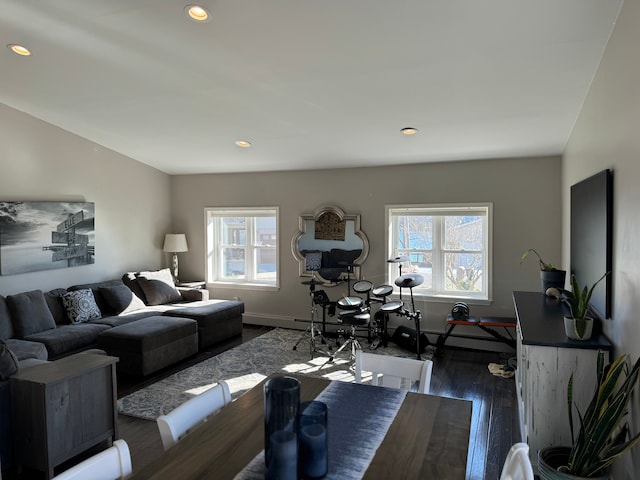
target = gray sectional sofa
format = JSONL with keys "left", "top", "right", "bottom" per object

{"left": 0, "top": 268, "right": 244, "bottom": 471}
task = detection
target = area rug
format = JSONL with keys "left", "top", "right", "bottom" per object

{"left": 118, "top": 327, "right": 434, "bottom": 420}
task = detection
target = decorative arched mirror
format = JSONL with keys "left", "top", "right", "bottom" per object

{"left": 291, "top": 205, "right": 369, "bottom": 284}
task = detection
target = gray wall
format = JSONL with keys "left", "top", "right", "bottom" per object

{"left": 0, "top": 103, "right": 171, "bottom": 295}
{"left": 2, "top": 2, "right": 639, "bottom": 472}
{"left": 563, "top": 0, "right": 640, "bottom": 475}
{"left": 0, "top": 98, "right": 564, "bottom": 341}
{"left": 171, "top": 156, "right": 562, "bottom": 343}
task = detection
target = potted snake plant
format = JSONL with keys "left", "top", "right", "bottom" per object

{"left": 520, "top": 248, "right": 566, "bottom": 293}
{"left": 561, "top": 272, "right": 608, "bottom": 341}
{"left": 538, "top": 351, "right": 640, "bottom": 479}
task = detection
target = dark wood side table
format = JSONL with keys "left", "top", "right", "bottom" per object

{"left": 11, "top": 353, "right": 119, "bottom": 479}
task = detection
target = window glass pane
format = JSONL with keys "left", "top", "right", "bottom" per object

{"left": 445, "top": 252, "right": 483, "bottom": 291}
{"left": 256, "top": 217, "right": 276, "bottom": 246}
{"left": 396, "top": 216, "right": 433, "bottom": 249}
{"left": 444, "top": 216, "right": 483, "bottom": 250}
{"left": 397, "top": 251, "right": 433, "bottom": 288}
{"left": 256, "top": 248, "right": 276, "bottom": 280}
{"left": 223, "top": 247, "right": 245, "bottom": 278}
{"left": 222, "top": 218, "right": 246, "bottom": 245}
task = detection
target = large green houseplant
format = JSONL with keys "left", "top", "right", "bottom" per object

{"left": 520, "top": 249, "right": 566, "bottom": 293}
{"left": 561, "top": 272, "right": 608, "bottom": 341}
{"left": 538, "top": 351, "right": 640, "bottom": 479}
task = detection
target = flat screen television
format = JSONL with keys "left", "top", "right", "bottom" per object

{"left": 570, "top": 169, "right": 613, "bottom": 319}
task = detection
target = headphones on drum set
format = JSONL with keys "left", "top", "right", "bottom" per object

{"left": 451, "top": 302, "right": 470, "bottom": 320}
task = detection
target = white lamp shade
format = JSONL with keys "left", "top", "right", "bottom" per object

{"left": 163, "top": 233, "right": 188, "bottom": 253}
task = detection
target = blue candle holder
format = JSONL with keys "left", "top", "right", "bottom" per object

{"left": 299, "top": 400, "right": 328, "bottom": 479}
{"left": 264, "top": 376, "right": 301, "bottom": 480}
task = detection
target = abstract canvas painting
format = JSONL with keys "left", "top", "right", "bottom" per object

{"left": 0, "top": 201, "right": 95, "bottom": 275}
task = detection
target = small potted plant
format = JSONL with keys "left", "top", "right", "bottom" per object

{"left": 538, "top": 351, "right": 640, "bottom": 479}
{"left": 561, "top": 272, "right": 608, "bottom": 341}
{"left": 520, "top": 248, "right": 567, "bottom": 293}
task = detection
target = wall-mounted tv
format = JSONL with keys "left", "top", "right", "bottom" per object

{"left": 570, "top": 169, "right": 613, "bottom": 319}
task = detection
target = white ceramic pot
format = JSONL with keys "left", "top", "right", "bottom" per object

{"left": 564, "top": 316, "right": 594, "bottom": 341}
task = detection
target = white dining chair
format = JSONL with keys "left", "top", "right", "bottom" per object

{"left": 354, "top": 350, "right": 433, "bottom": 394}
{"left": 157, "top": 379, "right": 232, "bottom": 450}
{"left": 499, "top": 442, "right": 534, "bottom": 480}
{"left": 51, "top": 439, "right": 132, "bottom": 480}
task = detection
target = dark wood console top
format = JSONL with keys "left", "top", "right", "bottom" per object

{"left": 512, "top": 291, "right": 612, "bottom": 351}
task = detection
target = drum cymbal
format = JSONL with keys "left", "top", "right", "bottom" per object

{"left": 301, "top": 278, "right": 325, "bottom": 286}
{"left": 394, "top": 273, "right": 424, "bottom": 288}
{"left": 387, "top": 256, "right": 408, "bottom": 263}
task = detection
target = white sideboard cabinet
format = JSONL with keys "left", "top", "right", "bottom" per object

{"left": 512, "top": 291, "right": 612, "bottom": 471}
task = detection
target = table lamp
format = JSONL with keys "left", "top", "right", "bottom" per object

{"left": 163, "top": 233, "right": 188, "bottom": 282}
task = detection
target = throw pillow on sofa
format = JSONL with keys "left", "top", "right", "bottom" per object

{"left": 99, "top": 284, "right": 146, "bottom": 314}
{"left": 136, "top": 268, "right": 183, "bottom": 305}
{"left": 44, "top": 288, "right": 72, "bottom": 325}
{"left": 0, "top": 296, "right": 15, "bottom": 340}
{"left": 122, "top": 272, "right": 148, "bottom": 304}
{"left": 303, "top": 250, "right": 322, "bottom": 271}
{"left": 61, "top": 289, "right": 102, "bottom": 324}
{"left": 6, "top": 290, "right": 57, "bottom": 337}
{"left": 0, "top": 339, "right": 18, "bottom": 380}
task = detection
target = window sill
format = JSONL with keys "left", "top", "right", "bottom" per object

{"left": 209, "top": 281, "right": 279, "bottom": 292}
{"left": 412, "top": 293, "right": 492, "bottom": 306}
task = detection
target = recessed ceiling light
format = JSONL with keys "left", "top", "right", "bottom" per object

{"left": 401, "top": 127, "right": 418, "bottom": 135}
{"left": 235, "top": 140, "right": 251, "bottom": 148}
{"left": 7, "top": 44, "right": 31, "bottom": 56}
{"left": 185, "top": 4, "right": 211, "bottom": 22}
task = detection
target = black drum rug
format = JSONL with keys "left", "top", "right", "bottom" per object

{"left": 117, "top": 327, "right": 434, "bottom": 420}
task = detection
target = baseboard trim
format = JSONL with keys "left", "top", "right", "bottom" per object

{"left": 242, "top": 312, "right": 303, "bottom": 330}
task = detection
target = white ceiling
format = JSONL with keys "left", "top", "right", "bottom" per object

{"left": 0, "top": 0, "right": 623, "bottom": 175}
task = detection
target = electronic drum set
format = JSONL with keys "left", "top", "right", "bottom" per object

{"left": 293, "top": 256, "right": 426, "bottom": 361}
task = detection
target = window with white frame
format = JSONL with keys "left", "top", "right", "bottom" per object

{"left": 206, "top": 207, "right": 278, "bottom": 288}
{"left": 387, "top": 204, "right": 492, "bottom": 300}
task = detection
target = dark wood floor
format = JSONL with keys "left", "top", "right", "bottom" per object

{"left": 429, "top": 346, "right": 521, "bottom": 479}
{"left": 117, "top": 325, "right": 520, "bottom": 480}
{"left": 5, "top": 325, "right": 520, "bottom": 479}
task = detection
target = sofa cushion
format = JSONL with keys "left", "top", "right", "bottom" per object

{"left": 97, "top": 316, "right": 198, "bottom": 376}
{"left": 6, "top": 290, "right": 56, "bottom": 338}
{"left": 136, "top": 268, "right": 183, "bottom": 305}
{"left": 99, "top": 284, "right": 146, "bottom": 314}
{"left": 61, "top": 289, "right": 102, "bottom": 323}
{"left": 177, "top": 287, "right": 209, "bottom": 302}
{"left": 24, "top": 323, "right": 110, "bottom": 360}
{"left": 68, "top": 279, "right": 126, "bottom": 316}
{"left": 4, "top": 338, "right": 48, "bottom": 361}
{"left": 90, "top": 309, "right": 162, "bottom": 328}
{"left": 122, "top": 272, "right": 148, "bottom": 304}
{"left": 163, "top": 300, "right": 244, "bottom": 349}
{"left": 0, "top": 340, "right": 18, "bottom": 380}
{"left": 44, "top": 288, "right": 71, "bottom": 325}
{"left": 328, "top": 248, "right": 362, "bottom": 268}
{"left": 0, "top": 296, "right": 14, "bottom": 340}
{"left": 98, "top": 316, "right": 197, "bottom": 352}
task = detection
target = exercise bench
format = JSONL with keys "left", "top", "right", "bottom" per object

{"left": 435, "top": 316, "right": 517, "bottom": 354}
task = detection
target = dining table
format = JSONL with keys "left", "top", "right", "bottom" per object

{"left": 129, "top": 374, "right": 472, "bottom": 480}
